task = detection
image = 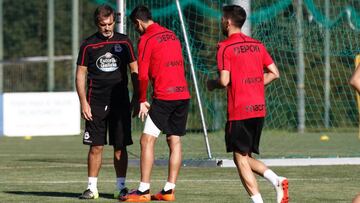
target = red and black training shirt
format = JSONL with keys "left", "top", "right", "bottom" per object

{"left": 217, "top": 32, "right": 274, "bottom": 121}
{"left": 137, "top": 23, "right": 190, "bottom": 102}
{"left": 77, "top": 32, "right": 136, "bottom": 105}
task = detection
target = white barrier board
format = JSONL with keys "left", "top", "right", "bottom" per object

{"left": 3, "top": 92, "right": 80, "bottom": 136}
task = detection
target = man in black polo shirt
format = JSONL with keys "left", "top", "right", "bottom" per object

{"left": 76, "top": 4, "right": 139, "bottom": 200}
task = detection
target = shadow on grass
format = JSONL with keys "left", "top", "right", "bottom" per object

{"left": 4, "top": 191, "right": 114, "bottom": 199}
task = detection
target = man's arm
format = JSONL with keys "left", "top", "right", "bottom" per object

{"left": 264, "top": 63, "right": 280, "bottom": 85}
{"left": 208, "top": 42, "right": 231, "bottom": 91}
{"left": 129, "top": 61, "right": 139, "bottom": 95}
{"left": 350, "top": 64, "right": 360, "bottom": 93}
{"left": 76, "top": 65, "right": 92, "bottom": 121}
{"left": 207, "top": 70, "right": 230, "bottom": 91}
{"left": 129, "top": 61, "right": 140, "bottom": 117}
{"left": 137, "top": 38, "right": 151, "bottom": 122}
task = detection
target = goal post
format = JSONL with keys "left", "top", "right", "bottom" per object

{"left": 175, "top": 0, "right": 212, "bottom": 159}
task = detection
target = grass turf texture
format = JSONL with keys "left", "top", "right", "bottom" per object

{"left": 0, "top": 131, "right": 360, "bottom": 202}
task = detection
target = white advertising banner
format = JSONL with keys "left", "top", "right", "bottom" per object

{"left": 3, "top": 92, "right": 80, "bottom": 136}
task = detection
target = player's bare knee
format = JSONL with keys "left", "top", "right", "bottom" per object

{"left": 89, "top": 145, "right": 104, "bottom": 155}
{"left": 234, "top": 152, "right": 250, "bottom": 165}
{"left": 140, "top": 134, "right": 156, "bottom": 146}
{"left": 166, "top": 135, "right": 181, "bottom": 146}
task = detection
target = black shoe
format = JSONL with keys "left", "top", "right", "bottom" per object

{"left": 114, "top": 187, "right": 129, "bottom": 199}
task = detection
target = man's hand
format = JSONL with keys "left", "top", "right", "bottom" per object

{"left": 81, "top": 101, "right": 92, "bottom": 121}
{"left": 138, "top": 101, "right": 151, "bottom": 122}
{"left": 130, "top": 95, "right": 140, "bottom": 118}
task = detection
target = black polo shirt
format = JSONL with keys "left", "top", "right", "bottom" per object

{"left": 77, "top": 32, "right": 136, "bottom": 105}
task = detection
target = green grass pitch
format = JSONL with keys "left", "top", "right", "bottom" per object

{"left": 0, "top": 131, "right": 360, "bottom": 202}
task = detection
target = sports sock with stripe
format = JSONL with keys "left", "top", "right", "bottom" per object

{"left": 116, "top": 177, "right": 126, "bottom": 190}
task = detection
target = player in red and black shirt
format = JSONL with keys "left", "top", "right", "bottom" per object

{"left": 121, "top": 5, "right": 190, "bottom": 202}
{"left": 208, "top": 5, "right": 288, "bottom": 203}
{"left": 76, "top": 5, "right": 139, "bottom": 200}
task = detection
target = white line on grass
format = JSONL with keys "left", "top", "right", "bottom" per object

{"left": 1, "top": 177, "right": 359, "bottom": 185}
{"left": 2, "top": 157, "right": 360, "bottom": 170}
{"left": 219, "top": 157, "right": 360, "bottom": 167}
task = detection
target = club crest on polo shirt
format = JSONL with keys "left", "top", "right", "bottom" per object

{"left": 96, "top": 52, "right": 120, "bottom": 72}
{"left": 114, "top": 44, "right": 123, "bottom": 52}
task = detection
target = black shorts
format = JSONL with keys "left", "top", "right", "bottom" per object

{"left": 149, "top": 99, "right": 190, "bottom": 136}
{"left": 225, "top": 117, "right": 264, "bottom": 154}
{"left": 83, "top": 101, "right": 133, "bottom": 148}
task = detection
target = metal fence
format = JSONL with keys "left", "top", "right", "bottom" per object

{"left": 2, "top": 56, "right": 73, "bottom": 92}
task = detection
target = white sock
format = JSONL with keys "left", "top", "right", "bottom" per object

{"left": 263, "top": 169, "right": 279, "bottom": 187}
{"left": 138, "top": 182, "right": 150, "bottom": 192}
{"left": 251, "top": 193, "right": 264, "bottom": 203}
{"left": 163, "top": 182, "right": 176, "bottom": 191}
{"left": 116, "top": 177, "right": 126, "bottom": 190}
{"left": 87, "top": 177, "right": 98, "bottom": 193}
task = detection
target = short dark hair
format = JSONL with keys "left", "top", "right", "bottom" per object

{"left": 129, "top": 5, "right": 152, "bottom": 23}
{"left": 94, "top": 4, "right": 115, "bottom": 25}
{"left": 222, "top": 5, "right": 247, "bottom": 29}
